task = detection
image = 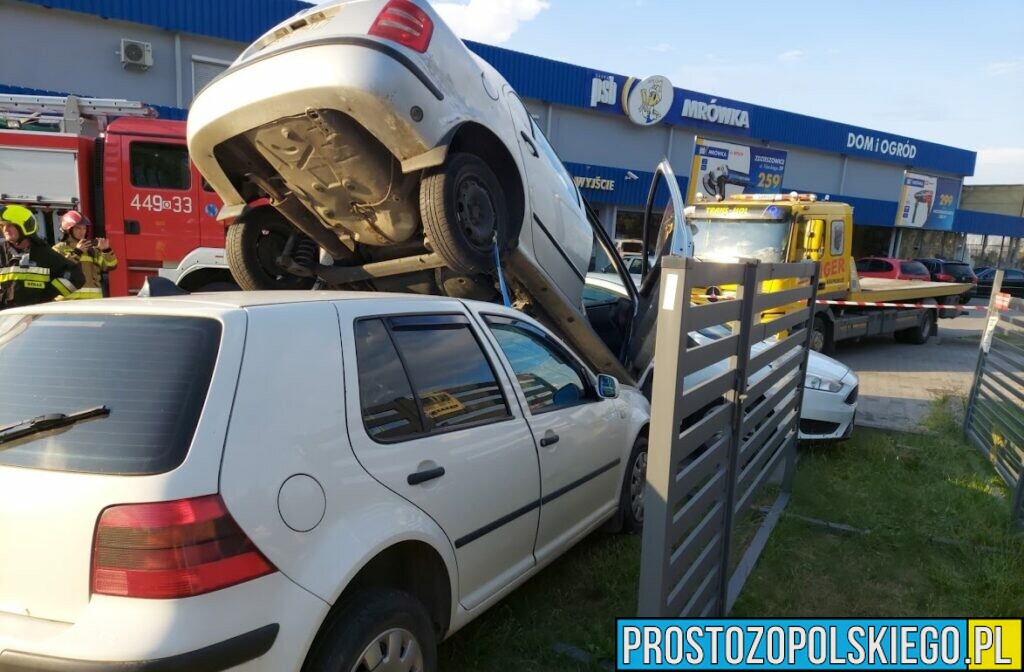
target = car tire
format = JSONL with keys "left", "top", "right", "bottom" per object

{"left": 226, "top": 206, "right": 316, "bottom": 291}
{"left": 304, "top": 588, "right": 437, "bottom": 672}
{"left": 810, "top": 316, "right": 834, "bottom": 355}
{"left": 419, "top": 152, "right": 508, "bottom": 275}
{"left": 608, "top": 435, "right": 648, "bottom": 534}
{"left": 902, "top": 309, "right": 935, "bottom": 345}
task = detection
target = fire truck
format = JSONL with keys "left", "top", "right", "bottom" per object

{"left": 0, "top": 94, "right": 238, "bottom": 295}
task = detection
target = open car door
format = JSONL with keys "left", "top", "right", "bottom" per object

{"left": 623, "top": 159, "right": 692, "bottom": 382}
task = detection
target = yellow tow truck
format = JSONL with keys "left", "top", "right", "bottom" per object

{"left": 683, "top": 192, "right": 972, "bottom": 353}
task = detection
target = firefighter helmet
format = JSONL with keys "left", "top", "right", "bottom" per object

{"left": 61, "top": 210, "right": 91, "bottom": 232}
{"left": 0, "top": 204, "right": 38, "bottom": 239}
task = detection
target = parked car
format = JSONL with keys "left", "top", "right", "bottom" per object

{"left": 584, "top": 274, "right": 859, "bottom": 441}
{"left": 0, "top": 291, "right": 650, "bottom": 671}
{"left": 977, "top": 267, "right": 1024, "bottom": 298}
{"left": 616, "top": 238, "right": 645, "bottom": 256}
{"left": 915, "top": 258, "right": 978, "bottom": 301}
{"left": 855, "top": 257, "right": 931, "bottom": 282}
{"left": 188, "top": 0, "right": 595, "bottom": 316}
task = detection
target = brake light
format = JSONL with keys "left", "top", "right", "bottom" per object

{"left": 91, "top": 495, "right": 275, "bottom": 599}
{"left": 971, "top": 275, "right": 978, "bottom": 284}
{"left": 369, "top": 0, "right": 433, "bottom": 53}
{"left": 936, "top": 273, "right": 955, "bottom": 282}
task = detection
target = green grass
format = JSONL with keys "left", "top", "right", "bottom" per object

{"left": 438, "top": 401, "right": 1024, "bottom": 669}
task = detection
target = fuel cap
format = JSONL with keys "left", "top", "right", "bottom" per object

{"left": 278, "top": 474, "right": 326, "bottom": 533}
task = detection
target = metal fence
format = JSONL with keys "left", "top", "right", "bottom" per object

{"left": 963, "top": 270, "right": 1024, "bottom": 525}
{"left": 637, "top": 256, "right": 818, "bottom": 618}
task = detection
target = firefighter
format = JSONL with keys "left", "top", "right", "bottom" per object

{"left": 53, "top": 210, "right": 117, "bottom": 299}
{"left": 0, "top": 203, "right": 84, "bottom": 309}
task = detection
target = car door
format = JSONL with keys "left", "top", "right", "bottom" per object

{"left": 623, "top": 160, "right": 692, "bottom": 380}
{"left": 340, "top": 304, "right": 541, "bottom": 611}
{"left": 502, "top": 88, "right": 586, "bottom": 300}
{"left": 478, "top": 313, "right": 626, "bottom": 564}
{"left": 121, "top": 138, "right": 201, "bottom": 268}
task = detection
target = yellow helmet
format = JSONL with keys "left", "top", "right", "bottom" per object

{"left": 0, "top": 204, "right": 38, "bottom": 238}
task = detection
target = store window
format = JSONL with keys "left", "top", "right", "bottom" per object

{"left": 192, "top": 57, "right": 230, "bottom": 98}
{"left": 851, "top": 224, "right": 892, "bottom": 259}
{"left": 614, "top": 210, "right": 661, "bottom": 251}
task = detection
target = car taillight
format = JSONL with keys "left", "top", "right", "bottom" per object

{"left": 91, "top": 495, "right": 275, "bottom": 599}
{"left": 971, "top": 275, "right": 978, "bottom": 284}
{"left": 936, "top": 273, "right": 955, "bottom": 282}
{"left": 369, "top": 0, "right": 434, "bottom": 53}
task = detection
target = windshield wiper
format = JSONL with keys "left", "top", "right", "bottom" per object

{"left": 0, "top": 405, "right": 110, "bottom": 447}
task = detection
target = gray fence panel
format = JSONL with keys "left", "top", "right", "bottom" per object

{"left": 638, "top": 256, "right": 818, "bottom": 617}
{"left": 964, "top": 270, "right": 1024, "bottom": 526}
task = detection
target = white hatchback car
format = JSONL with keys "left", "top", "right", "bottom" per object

{"left": 189, "top": 0, "right": 594, "bottom": 313}
{"left": 0, "top": 293, "right": 649, "bottom": 671}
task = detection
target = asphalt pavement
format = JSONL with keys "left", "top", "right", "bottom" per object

{"left": 830, "top": 299, "right": 995, "bottom": 432}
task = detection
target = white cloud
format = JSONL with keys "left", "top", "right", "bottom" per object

{"left": 967, "top": 148, "right": 1024, "bottom": 184}
{"left": 777, "top": 50, "right": 804, "bottom": 63}
{"left": 986, "top": 58, "right": 1024, "bottom": 77}
{"left": 430, "top": 0, "right": 550, "bottom": 44}
{"left": 649, "top": 42, "right": 674, "bottom": 53}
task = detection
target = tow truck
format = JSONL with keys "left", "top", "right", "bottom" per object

{"left": 0, "top": 93, "right": 238, "bottom": 295}
{"left": 683, "top": 192, "right": 972, "bottom": 353}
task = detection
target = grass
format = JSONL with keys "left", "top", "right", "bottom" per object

{"left": 437, "top": 400, "right": 1024, "bottom": 670}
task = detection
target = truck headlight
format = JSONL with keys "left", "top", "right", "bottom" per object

{"left": 805, "top": 374, "right": 844, "bottom": 393}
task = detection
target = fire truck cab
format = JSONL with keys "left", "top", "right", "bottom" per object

{"left": 0, "top": 94, "right": 235, "bottom": 295}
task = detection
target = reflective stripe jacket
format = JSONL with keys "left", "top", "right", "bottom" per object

{"left": 0, "top": 238, "right": 85, "bottom": 309}
{"left": 52, "top": 241, "right": 117, "bottom": 299}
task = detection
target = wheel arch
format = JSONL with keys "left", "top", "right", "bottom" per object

{"left": 446, "top": 121, "right": 526, "bottom": 247}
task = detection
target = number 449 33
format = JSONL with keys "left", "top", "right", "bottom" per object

{"left": 130, "top": 193, "right": 193, "bottom": 214}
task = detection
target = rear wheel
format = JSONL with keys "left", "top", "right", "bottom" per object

{"left": 304, "top": 588, "right": 436, "bottom": 672}
{"left": 810, "top": 316, "right": 834, "bottom": 355}
{"left": 419, "top": 153, "right": 508, "bottom": 275}
{"left": 226, "top": 206, "right": 316, "bottom": 291}
{"left": 900, "top": 309, "right": 935, "bottom": 345}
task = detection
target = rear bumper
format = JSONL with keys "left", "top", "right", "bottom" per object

{"left": 188, "top": 38, "right": 456, "bottom": 209}
{"left": 0, "top": 625, "right": 278, "bottom": 672}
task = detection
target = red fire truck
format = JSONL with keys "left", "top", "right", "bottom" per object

{"left": 0, "top": 94, "right": 238, "bottom": 295}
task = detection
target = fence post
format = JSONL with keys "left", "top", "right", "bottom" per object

{"left": 963, "top": 270, "right": 1004, "bottom": 435}
{"left": 637, "top": 257, "right": 691, "bottom": 617}
{"left": 781, "top": 263, "right": 821, "bottom": 493}
{"left": 715, "top": 260, "right": 759, "bottom": 616}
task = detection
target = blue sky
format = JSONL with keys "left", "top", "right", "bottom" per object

{"left": 429, "top": 0, "right": 1024, "bottom": 184}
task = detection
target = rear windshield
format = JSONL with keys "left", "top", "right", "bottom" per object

{"left": 943, "top": 263, "right": 972, "bottom": 274}
{"left": 0, "top": 314, "right": 221, "bottom": 475}
{"left": 900, "top": 262, "right": 928, "bottom": 275}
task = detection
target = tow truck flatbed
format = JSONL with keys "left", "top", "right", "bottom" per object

{"left": 847, "top": 277, "right": 972, "bottom": 304}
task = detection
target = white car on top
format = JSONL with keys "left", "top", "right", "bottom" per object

{"left": 0, "top": 291, "right": 649, "bottom": 671}
{"left": 188, "top": 0, "right": 593, "bottom": 315}
{"left": 583, "top": 273, "right": 859, "bottom": 441}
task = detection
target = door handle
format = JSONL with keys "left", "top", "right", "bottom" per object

{"left": 540, "top": 430, "right": 559, "bottom": 447}
{"left": 124, "top": 220, "right": 141, "bottom": 235}
{"left": 520, "top": 131, "right": 538, "bottom": 157}
{"left": 407, "top": 466, "right": 445, "bottom": 486}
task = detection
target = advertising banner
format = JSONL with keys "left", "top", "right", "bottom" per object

{"left": 686, "top": 137, "right": 788, "bottom": 204}
{"left": 895, "top": 171, "right": 961, "bottom": 230}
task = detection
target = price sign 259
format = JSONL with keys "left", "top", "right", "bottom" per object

{"left": 756, "top": 172, "right": 781, "bottom": 190}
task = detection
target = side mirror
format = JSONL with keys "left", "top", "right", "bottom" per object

{"left": 596, "top": 374, "right": 619, "bottom": 399}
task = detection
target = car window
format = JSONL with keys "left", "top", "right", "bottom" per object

{"left": 0, "top": 314, "right": 220, "bottom": 475}
{"left": 582, "top": 283, "right": 621, "bottom": 306}
{"left": 354, "top": 319, "right": 425, "bottom": 441}
{"left": 129, "top": 142, "right": 191, "bottom": 190}
{"left": 855, "top": 259, "right": 871, "bottom": 272}
{"left": 876, "top": 260, "right": 893, "bottom": 272}
{"left": 1006, "top": 270, "right": 1024, "bottom": 280}
{"left": 900, "top": 261, "right": 928, "bottom": 276}
{"left": 943, "top": 263, "right": 972, "bottom": 275}
{"left": 486, "top": 318, "right": 590, "bottom": 413}
{"left": 355, "top": 317, "right": 511, "bottom": 440}
{"left": 388, "top": 316, "right": 511, "bottom": 431}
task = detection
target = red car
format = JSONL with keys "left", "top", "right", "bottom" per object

{"left": 855, "top": 257, "right": 932, "bottom": 282}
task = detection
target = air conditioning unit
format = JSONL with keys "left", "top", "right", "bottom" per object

{"left": 120, "top": 39, "right": 153, "bottom": 70}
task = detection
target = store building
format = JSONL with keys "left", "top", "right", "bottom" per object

{"left": 3, "top": 0, "right": 1022, "bottom": 265}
